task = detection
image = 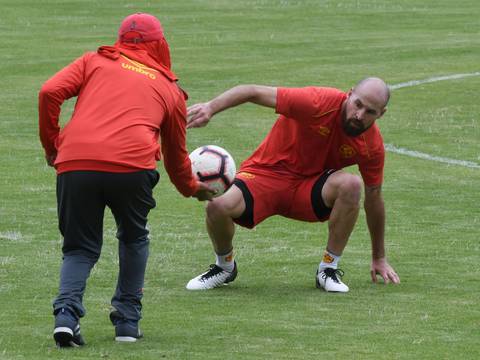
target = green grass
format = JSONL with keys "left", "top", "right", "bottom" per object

{"left": 1, "top": 0, "right": 479, "bottom": 359}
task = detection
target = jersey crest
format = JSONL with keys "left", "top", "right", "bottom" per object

{"left": 339, "top": 144, "right": 356, "bottom": 158}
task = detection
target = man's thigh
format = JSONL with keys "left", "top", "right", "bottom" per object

{"left": 104, "top": 170, "right": 159, "bottom": 243}
{"left": 234, "top": 171, "right": 297, "bottom": 228}
{"left": 57, "top": 171, "right": 106, "bottom": 256}
{"left": 284, "top": 169, "right": 338, "bottom": 223}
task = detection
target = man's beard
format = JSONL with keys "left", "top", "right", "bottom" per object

{"left": 341, "top": 117, "right": 371, "bottom": 137}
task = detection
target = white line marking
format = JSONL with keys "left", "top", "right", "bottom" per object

{"left": 385, "top": 144, "right": 480, "bottom": 169}
{"left": 385, "top": 72, "right": 480, "bottom": 169}
{"left": 389, "top": 72, "right": 480, "bottom": 90}
{"left": 0, "top": 231, "right": 23, "bottom": 241}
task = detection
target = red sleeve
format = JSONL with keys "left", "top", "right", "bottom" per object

{"left": 275, "top": 87, "right": 345, "bottom": 122}
{"left": 38, "top": 54, "right": 89, "bottom": 156}
{"left": 160, "top": 93, "right": 198, "bottom": 197}
{"left": 359, "top": 148, "right": 385, "bottom": 187}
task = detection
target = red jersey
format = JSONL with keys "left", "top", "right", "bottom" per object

{"left": 240, "top": 87, "right": 385, "bottom": 186}
{"left": 38, "top": 51, "right": 197, "bottom": 197}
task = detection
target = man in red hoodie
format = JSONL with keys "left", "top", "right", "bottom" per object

{"left": 39, "top": 13, "right": 213, "bottom": 347}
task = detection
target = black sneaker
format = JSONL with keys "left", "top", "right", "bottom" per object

{"left": 186, "top": 261, "right": 238, "bottom": 290}
{"left": 110, "top": 310, "right": 143, "bottom": 342}
{"left": 53, "top": 308, "right": 85, "bottom": 347}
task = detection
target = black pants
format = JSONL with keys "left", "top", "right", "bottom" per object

{"left": 53, "top": 170, "right": 159, "bottom": 321}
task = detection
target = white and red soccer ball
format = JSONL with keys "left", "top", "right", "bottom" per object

{"left": 189, "top": 145, "right": 236, "bottom": 197}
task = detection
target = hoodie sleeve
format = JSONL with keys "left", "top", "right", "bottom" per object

{"left": 38, "top": 54, "right": 90, "bottom": 156}
{"left": 160, "top": 92, "right": 198, "bottom": 197}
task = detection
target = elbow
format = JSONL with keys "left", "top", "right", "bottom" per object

{"left": 244, "top": 84, "right": 276, "bottom": 108}
{"left": 39, "top": 82, "right": 54, "bottom": 101}
{"left": 246, "top": 85, "right": 262, "bottom": 101}
{"left": 39, "top": 78, "right": 53, "bottom": 94}
{"left": 39, "top": 77, "right": 64, "bottom": 101}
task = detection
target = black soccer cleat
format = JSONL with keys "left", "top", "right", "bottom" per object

{"left": 53, "top": 308, "right": 85, "bottom": 347}
{"left": 110, "top": 310, "right": 143, "bottom": 342}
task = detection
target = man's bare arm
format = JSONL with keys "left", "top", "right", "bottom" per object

{"left": 187, "top": 85, "right": 277, "bottom": 128}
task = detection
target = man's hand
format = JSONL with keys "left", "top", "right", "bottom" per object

{"left": 192, "top": 181, "right": 217, "bottom": 201}
{"left": 371, "top": 257, "right": 400, "bottom": 284}
{"left": 45, "top": 153, "right": 57, "bottom": 167}
{"left": 187, "top": 103, "right": 213, "bottom": 129}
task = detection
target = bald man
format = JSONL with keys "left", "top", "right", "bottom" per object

{"left": 185, "top": 78, "right": 400, "bottom": 292}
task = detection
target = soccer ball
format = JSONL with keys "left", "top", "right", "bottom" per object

{"left": 189, "top": 145, "right": 236, "bottom": 197}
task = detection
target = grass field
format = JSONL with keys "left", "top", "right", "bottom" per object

{"left": 1, "top": 0, "right": 479, "bottom": 359}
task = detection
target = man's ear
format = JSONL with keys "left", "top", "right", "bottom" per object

{"left": 379, "top": 107, "right": 387, "bottom": 118}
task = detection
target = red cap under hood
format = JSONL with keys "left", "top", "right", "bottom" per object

{"left": 97, "top": 13, "right": 187, "bottom": 98}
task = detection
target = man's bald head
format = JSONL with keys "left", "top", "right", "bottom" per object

{"left": 353, "top": 77, "right": 390, "bottom": 108}
{"left": 341, "top": 77, "right": 389, "bottom": 137}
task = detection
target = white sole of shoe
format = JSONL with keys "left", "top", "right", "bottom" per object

{"left": 54, "top": 327, "right": 82, "bottom": 347}
{"left": 115, "top": 336, "right": 138, "bottom": 342}
{"left": 54, "top": 327, "right": 73, "bottom": 336}
{"left": 315, "top": 278, "right": 349, "bottom": 293}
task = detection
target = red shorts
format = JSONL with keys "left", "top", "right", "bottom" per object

{"left": 233, "top": 168, "right": 335, "bottom": 229}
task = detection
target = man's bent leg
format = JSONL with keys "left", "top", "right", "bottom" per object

{"left": 54, "top": 171, "right": 105, "bottom": 314}
{"left": 105, "top": 171, "right": 157, "bottom": 341}
{"left": 316, "top": 171, "right": 362, "bottom": 292}
{"left": 106, "top": 171, "right": 157, "bottom": 323}
{"left": 54, "top": 171, "right": 105, "bottom": 346}
{"left": 321, "top": 171, "right": 362, "bottom": 256}
{"left": 206, "top": 185, "right": 246, "bottom": 254}
{"left": 186, "top": 185, "right": 245, "bottom": 290}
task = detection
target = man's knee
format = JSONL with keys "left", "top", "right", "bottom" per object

{"left": 206, "top": 197, "right": 232, "bottom": 221}
{"left": 62, "top": 242, "right": 102, "bottom": 261}
{"left": 206, "top": 186, "right": 246, "bottom": 221}
{"left": 116, "top": 225, "right": 149, "bottom": 244}
{"left": 338, "top": 174, "right": 362, "bottom": 205}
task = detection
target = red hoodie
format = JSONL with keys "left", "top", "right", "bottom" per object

{"left": 38, "top": 41, "right": 197, "bottom": 197}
